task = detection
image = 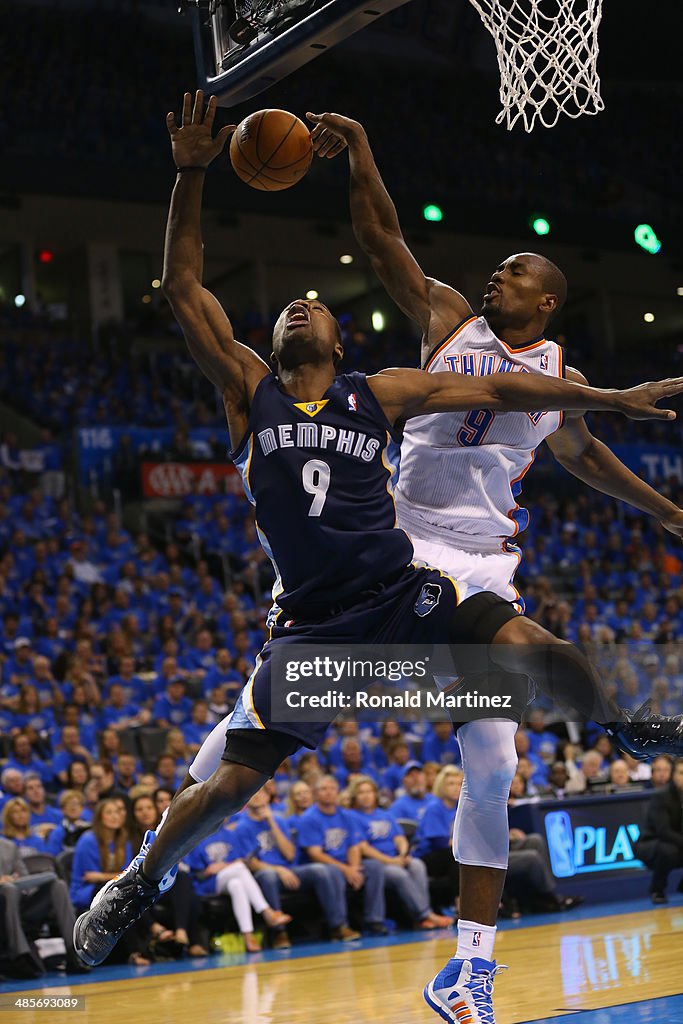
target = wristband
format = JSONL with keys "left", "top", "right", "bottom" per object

{"left": 176, "top": 165, "right": 208, "bottom": 173}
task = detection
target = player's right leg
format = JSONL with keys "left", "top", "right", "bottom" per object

{"left": 73, "top": 758, "right": 269, "bottom": 966}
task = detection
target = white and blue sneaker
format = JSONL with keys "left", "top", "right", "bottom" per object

{"left": 90, "top": 830, "right": 177, "bottom": 911}
{"left": 424, "top": 956, "right": 507, "bottom": 1024}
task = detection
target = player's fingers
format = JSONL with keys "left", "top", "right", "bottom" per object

{"left": 203, "top": 94, "right": 217, "bottom": 128}
{"left": 215, "top": 124, "right": 236, "bottom": 150}
{"left": 310, "top": 124, "right": 326, "bottom": 144}
{"left": 326, "top": 139, "right": 348, "bottom": 159}
{"left": 166, "top": 111, "right": 178, "bottom": 136}
{"left": 306, "top": 111, "right": 322, "bottom": 123}
{"left": 182, "top": 92, "right": 192, "bottom": 124}
{"left": 316, "top": 135, "right": 338, "bottom": 158}
{"left": 192, "top": 89, "right": 205, "bottom": 124}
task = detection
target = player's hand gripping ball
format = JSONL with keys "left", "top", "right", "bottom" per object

{"left": 230, "top": 109, "right": 313, "bottom": 190}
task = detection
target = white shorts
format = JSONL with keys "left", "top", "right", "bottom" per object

{"left": 411, "top": 536, "right": 524, "bottom": 613}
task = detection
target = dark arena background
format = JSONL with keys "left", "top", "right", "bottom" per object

{"left": 0, "top": 2, "right": 682, "bottom": 1022}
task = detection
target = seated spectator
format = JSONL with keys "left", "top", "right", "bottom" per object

{"left": 164, "top": 729, "right": 192, "bottom": 779}
{"left": 413, "top": 765, "right": 462, "bottom": 898}
{"left": 565, "top": 750, "right": 609, "bottom": 795}
{"left": 389, "top": 763, "right": 438, "bottom": 825}
{"left": 201, "top": 649, "right": 244, "bottom": 708}
{"left": 285, "top": 780, "right": 314, "bottom": 829}
{"left": 156, "top": 754, "right": 183, "bottom": 790}
{"left": 23, "top": 774, "right": 61, "bottom": 837}
{"left": 538, "top": 763, "right": 570, "bottom": 799}
{"left": 5, "top": 732, "right": 52, "bottom": 787}
{"left": 129, "top": 794, "right": 207, "bottom": 957}
{"left": 46, "top": 790, "right": 92, "bottom": 853}
{"left": 0, "top": 770, "right": 27, "bottom": 814}
{"left": 649, "top": 756, "right": 674, "bottom": 789}
{"left": 380, "top": 739, "right": 413, "bottom": 794}
{"left": 66, "top": 760, "right": 91, "bottom": 795}
{"left": 507, "top": 827, "right": 582, "bottom": 912}
{"left": 115, "top": 752, "right": 139, "bottom": 793}
{"left": 70, "top": 798, "right": 153, "bottom": 965}
{"left": 635, "top": 757, "right": 683, "bottom": 903}
{"left": 371, "top": 720, "right": 405, "bottom": 770}
{"left": 420, "top": 722, "right": 461, "bottom": 768}
{"left": 526, "top": 710, "right": 560, "bottom": 763}
{"left": 514, "top": 730, "right": 547, "bottom": 788}
{"left": 52, "top": 726, "right": 93, "bottom": 786}
{"left": 297, "top": 775, "right": 386, "bottom": 937}
{"left": 154, "top": 787, "right": 174, "bottom": 818}
{"left": 99, "top": 683, "right": 150, "bottom": 730}
{"left": 423, "top": 762, "right": 440, "bottom": 792}
{"left": 335, "top": 737, "right": 379, "bottom": 789}
{"left": 349, "top": 776, "right": 452, "bottom": 930}
{"left": 2, "top": 798, "right": 49, "bottom": 856}
{"left": 295, "top": 752, "right": 323, "bottom": 786}
{"left": 0, "top": 833, "right": 84, "bottom": 978}
{"left": 98, "top": 728, "right": 122, "bottom": 766}
{"left": 104, "top": 654, "right": 146, "bottom": 705}
{"left": 183, "top": 628, "right": 216, "bottom": 678}
{"left": 182, "top": 699, "right": 214, "bottom": 753}
{"left": 237, "top": 787, "right": 353, "bottom": 947}
{"left": 13, "top": 684, "right": 56, "bottom": 740}
{"left": 187, "top": 817, "right": 290, "bottom": 952}
{"left": 153, "top": 677, "right": 193, "bottom": 728}
{"left": 608, "top": 759, "right": 639, "bottom": 791}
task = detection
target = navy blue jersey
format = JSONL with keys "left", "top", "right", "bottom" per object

{"left": 231, "top": 372, "right": 412, "bottom": 618}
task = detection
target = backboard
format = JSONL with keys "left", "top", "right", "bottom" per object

{"left": 186, "top": 0, "right": 412, "bottom": 108}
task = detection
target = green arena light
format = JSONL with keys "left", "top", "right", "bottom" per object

{"left": 423, "top": 204, "right": 443, "bottom": 223}
{"left": 531, "top": 216, "right": 550, "bottom": 236}
{"left": 634, "top": 224, "right": 662, "bottom": 254}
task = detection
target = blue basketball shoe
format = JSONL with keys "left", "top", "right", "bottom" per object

{"left": 607, "top": 702, "right": 683, "bottom": 762}
{"left": 424, "top": 957, "right": 506, "bottom": 1024}
{"left": 91, "top": 829, "right": 177, "bottom": 910}
{"left": 73, "top": 831, "right": 177, "bottom": 966}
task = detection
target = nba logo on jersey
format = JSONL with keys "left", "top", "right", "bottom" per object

{"left": 414, "top": 583, "right": 441, "bottom": 617}
{"left": 472, "top": 931, "right": 481, "bottom": 947}
{"left": 540, "top": 353, "right": 549, "bottom": 370}
{"left": 348, "top": 393, "right": 357, "bottom": 412}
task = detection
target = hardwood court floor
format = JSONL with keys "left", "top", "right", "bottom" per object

{"left": 4, "top": 903, "right": 683, "bottom": 1024}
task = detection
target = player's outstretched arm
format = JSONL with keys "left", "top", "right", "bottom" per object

{"left": 367, "top": 367, "right": 683, "bottom": 425}
{"left": 547, "top": 367, "right": 683, "bottom": 538}
{"left": 307, "top": 112, "right": 471, "bottom": 343}
{"left": 162, "top": 91, "right": 270, "bottom": 444}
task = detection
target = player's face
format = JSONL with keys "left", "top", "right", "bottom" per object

{"left": 481, "top": 254, "right": 549, "bottom": 330}
{"left": 272, "top": 299, "right": 343, "bottom": 372}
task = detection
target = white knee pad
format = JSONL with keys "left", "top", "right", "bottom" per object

{"left": 189, "top": 713, "right": 233, "bottom": 783}
{"left": 452, "top": 719, "right": 518, "bottom": 870}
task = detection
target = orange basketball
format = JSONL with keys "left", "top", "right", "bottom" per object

{"left": 230, "top": 109, "right": 313, "bottom": 191}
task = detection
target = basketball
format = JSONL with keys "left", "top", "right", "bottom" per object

{"left": 230, "top": 109, "right": 313, "bottom": 191}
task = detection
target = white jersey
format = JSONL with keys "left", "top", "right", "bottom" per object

{"left": 397, "top": 315, "right": 564, "bottom": 547}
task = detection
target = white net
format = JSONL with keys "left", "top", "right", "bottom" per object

{"left": 468, "top": 0, "right": 604, "bottom": 131}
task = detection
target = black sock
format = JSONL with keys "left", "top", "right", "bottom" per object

{"left": 138, "top": 866, "right": 161, "bottom": 887}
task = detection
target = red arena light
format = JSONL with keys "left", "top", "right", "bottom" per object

{"left": 38, "top": 249, "right": 54, "bottom": 263}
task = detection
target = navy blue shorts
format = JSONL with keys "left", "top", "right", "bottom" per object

{"left": 227, "top": 563, "right": 477, "bottom": 752}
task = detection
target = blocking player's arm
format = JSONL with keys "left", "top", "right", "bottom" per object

{"left": 546, "top": 367, "right": 683, "bottom": 539}
{"left": 307, "top": 114, "right": 471, "bottom": 347}
{"left": 162, "top": 91, "right": 270, "bottom": 444}
{"left": 367, "top": 367, "right": 683, "bottom": 425}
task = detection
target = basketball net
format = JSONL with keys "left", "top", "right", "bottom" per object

{"left": 468, "top": 0, "right": 604, "bottom": 131}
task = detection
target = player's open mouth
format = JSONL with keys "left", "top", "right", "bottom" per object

{"left": 483, "top": 283, "right": 501, "bottom": 302}
{"left": 285, "top": 305, "right": 310, "bottom": 329}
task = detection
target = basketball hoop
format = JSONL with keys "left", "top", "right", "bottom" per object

{"left": 467, "top": 0, "right": 604, "bottom": 131}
